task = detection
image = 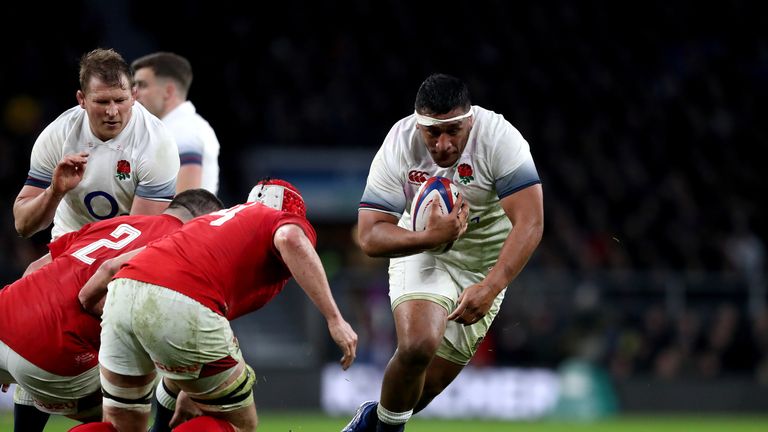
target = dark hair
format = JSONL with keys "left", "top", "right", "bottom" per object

{"left": 79, "top": 48, "right": 132, "bottom": 93}
{"left": 414, "top": 73, "right": 471, "bottom": 115}
{"left": 168, "top": 189, "right": 224, "bottom": 217}
{"left": 131, "top": 52, "right": 193, "bottom": 97}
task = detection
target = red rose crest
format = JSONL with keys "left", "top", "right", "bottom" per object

{"left": 116, "top": 160, "right": 131, "bottom": 180}
{"left": 457, "top": 163, "right": 474, "bottom": 184}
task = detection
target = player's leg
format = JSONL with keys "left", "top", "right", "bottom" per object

{"left": 13, "top": 386, "right": 50, "bottom": 432}
{"left": 64, "top": 389, "right": 103, "bottom": 423}
{"left": 100, "top": 367, "right": 157, "bottom": 432}
{"left": 125, "top": 281, "right": 257, "bottom": 431}
{"left": 415, "top": 279, "right": 506, "bottom": 413}
{"left": 343, "top": 255, "right": 452, "bottom": 432}
{"left": 98, "top": 279, "right": 161, "bottom": 431}
{"left": 376, "top": 299, "right": 447, "bottom": 431}
{"left": 150, "top": 378, "right": 203, "bottom": 432}
{"left": 4, "top": 348, "right": 103, "bottom": 430}
{"left": 149, "top": 378, "right": 178, "bottom": 432}
{"left": 13, "top": 403, "right": 50, "bottom": 432}
{"left": 2, "top": 344, "right": 48, "bottom": 431}
{"left": 169, "top": 361, "right": 258, "bottom": 432}
{"left": 414, "top": 356, "right": 464, "bottom": 413}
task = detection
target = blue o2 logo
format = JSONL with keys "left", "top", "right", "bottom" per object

{"left": 84, "top": 191, "right": 119, "bottom": 220}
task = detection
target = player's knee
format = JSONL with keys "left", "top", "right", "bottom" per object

{"left": 396, "top": 339, "right": 439, "bottom": 367}
{"left": 67, "top": 421, "right": 118, "bottom": 431}
{"left": 100, "top": 376, "right": 154, "bottom": 413}
{"left": 187, "top": 364, "right": 257, "bottom": 413}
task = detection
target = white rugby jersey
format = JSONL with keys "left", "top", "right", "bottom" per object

{"left": 26, "top": 102, "right": 179, "bottom": 239}
{"left": 359, "top": 105, "right": 540, "bottom": 270}
{"left": 163, "top": 101, "right": 220, "bottom": 194}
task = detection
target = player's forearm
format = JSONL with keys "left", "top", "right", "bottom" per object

{"left": 358, "top": 221, "right": 444, "bottom": 258}
{"left": 79, "top": 248, "right": 143, "bottom": 315}
{"left": 277, "top": 229, "right": 344, "bottom": 321}
{"left": 293, "top": 255, "right": 344, "bottom": 321}
{"left": 79, "top": 264, "right": 113, "bottom": 315}
{"left": 13, "top": 187, "right": 63, "bottom": 237}
{"left": 22, "top": 253, "right": 52, "bottom": 277}
{"left": 484, "top": 219, "right": 544, "bottom": 294}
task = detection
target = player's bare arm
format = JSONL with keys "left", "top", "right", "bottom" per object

{"left": 13, "top": 152, "right": 88, "bottom": 237}
{"left": 176, "top": 164, "right": 203, "bottom": 193}
{"left": 22, "top": 253, "right": 52, "bottom": 277}
{"left": 357, "top": 195, "right": 468, "bottom": 258}
{"left": 274, "top": 223, "right": 358, "bottom": 370}
{"left": 448, "top": 184, "right": 544, "bottom": 326}
{"left": 79, "top": 247, "right": 146, "bottom": 316}
{"left": 130, "top": 195, "right": 171, "bottom": 215}
{"left": 168, "top": 389, "right": 203, "bottom": 428}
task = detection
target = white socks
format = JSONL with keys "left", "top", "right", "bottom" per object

{"left": 376, "top": 404, "right": 412, "bottom": 425}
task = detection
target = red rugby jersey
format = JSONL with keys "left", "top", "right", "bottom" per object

{"left": 115, "top": 202, "right": 316, "bottom": 320}
{"left": 0, "top": 214, "right": 183, "bottom": 376}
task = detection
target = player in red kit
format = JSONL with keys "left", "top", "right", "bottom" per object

{"left": 78, "top": 179, "right": 358, "bottom": 432}
{"left": 0, "top": 189, "right": 224, "bottom": 432}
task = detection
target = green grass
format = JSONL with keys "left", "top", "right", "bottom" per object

{"left": 3, "top": 412, "right": 768, "bottom": 432}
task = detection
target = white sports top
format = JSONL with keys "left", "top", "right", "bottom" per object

{"left": 360, "top": 105, "right": 540, "bottom": 269}
{"left": 27, "top": 102, "right": 179, "bottom": 239}
{"left": 163, "top": 101, "right": 220, "bottom": 194}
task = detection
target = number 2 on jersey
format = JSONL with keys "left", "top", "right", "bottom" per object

{"left": 72, "top": 224, "right": 142, "bottom": 265}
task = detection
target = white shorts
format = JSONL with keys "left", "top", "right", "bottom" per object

{"left": 388, "top": 253, "right": 506, "bottom": 365}
{"left": 0, "top": 340, "right": 99, "bottom": 415}
{"left": 99, "top": 279, "right": 242, "bottom": 381}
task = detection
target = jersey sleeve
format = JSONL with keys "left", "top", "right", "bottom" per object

{"left": 47, "top": 226, "right": 82, "bottom": 258}
{"left": 26, "top": 122, "right": 64, "bottom": 189}
{"left": 176, "top": 132, "right": 204, "bottom": 166}
{"left": 489, "top": 118, "right": 541, "bottom": 199}
{"left": 359, "top": 122, "right": 408, "bottom": 217}
{"left": 135, "top": 127, "right": 179, "bottom": 201}
{"left": 274, "top": 213, "right": 317, "bottom": 247}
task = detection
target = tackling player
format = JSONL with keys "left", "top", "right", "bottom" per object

{"left": 74, "top": 179, "right": 357, "bottom": 432}
{"left": 0, "top": 189, "right": 223, "bottom": 432}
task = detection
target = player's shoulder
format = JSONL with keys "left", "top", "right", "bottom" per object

{"left": 473, "top": 105, "right": 511, "bottom": 130}
{"left": 44, "top": 106, "right": 86, "bottom": 134}
{"left": 382, "top": 113, "right": 419, "bottom": 152}
{"left": 472, "top": 105, "right": 526, "bottom": 143}
{"left": 132, "top": 103, "right": 167, "bottom": 132}
{"left": 33, "top": 106, "right": 85, "bottom": 154}
{"left": 131, "top": 103, "right": 176, "bottom": 145}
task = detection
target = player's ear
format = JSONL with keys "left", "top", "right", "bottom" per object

{"left": 164, "top": 81, "right": 175, "bottom": 99}
{"left": 76, "top": 90, "right": 86, "bottom": 108}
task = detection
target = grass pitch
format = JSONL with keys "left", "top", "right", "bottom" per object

{"left": 2, "top": 411, "right": 768, "bottom": 431}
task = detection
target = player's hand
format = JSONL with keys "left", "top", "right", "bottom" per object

{"left": 426, "top": 194, "right": 468, "bottom": 244}
{"left": 327, "top": 318, "right": 358, "bottom": 370}
{"left": 447, "top": 281, "right": 496, "bottom": 326}
{"left": 169, "top": 390, "right": 203, "bottom": 429}
{"left": 51, "top": 152, "right": 89, "bottom": 196}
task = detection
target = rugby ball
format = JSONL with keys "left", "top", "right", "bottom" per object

{"left": 411, "top": 176, "right": 459, "bottom": 254}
